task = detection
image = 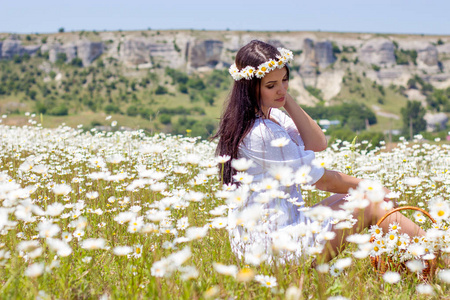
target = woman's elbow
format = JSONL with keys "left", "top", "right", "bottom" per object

{"left": 313, "top": 171, "right": 329, "bottom": 191}
{"left": 308, "top": 140, "right": 328, "bottom": 152}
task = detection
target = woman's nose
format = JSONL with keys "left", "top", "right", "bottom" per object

{"left": 277, "top": 85, "right": 287, "bottom": 95}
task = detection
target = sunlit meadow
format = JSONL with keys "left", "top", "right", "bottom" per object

{"left": 1, "top": 115, "right": 450, "bottom": 299}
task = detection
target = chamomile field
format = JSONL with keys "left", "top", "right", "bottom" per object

{"left": 0, "top": 115, "right": 450, "bottom": 299}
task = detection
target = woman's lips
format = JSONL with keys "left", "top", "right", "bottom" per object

{"left": 275, "top": 97, "right": 285, "bottom": 102}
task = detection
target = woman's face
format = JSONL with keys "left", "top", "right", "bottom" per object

{"left": 259, "top": 67, "right": 289, "bottom": 116}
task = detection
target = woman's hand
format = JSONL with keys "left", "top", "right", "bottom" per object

{"left": 283, "top": 94, "right": 327, "bottom": 152}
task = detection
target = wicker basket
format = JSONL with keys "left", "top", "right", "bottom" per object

{"left": 369, "top": 206, "right": 439, "bottom": 282}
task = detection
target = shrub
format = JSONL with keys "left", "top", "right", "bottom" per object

{"left": 187, "top": 78, "right": 205, "bottom": 90}
{"left": 159, "top": 114, "right": 171, "bottom": 125}
{"left": 332, "top": 43, "right": 341, "bottom": 55}
{"left": 35, "top": 102, "right": 47, "bottom": 114}
{"left": 305, "top": 86, "right": 323, "bottom": 101}
{"left": 48, "top": 104, "right": 68, "bottom": 116}
{"left": 165, "top": 67, "right": 188, "bottom": 84}
{"left": 126, "top": 105, "right": 139, "bottom": 117}
{"left": 104, "top": 104, "right": 121, "bottom": 114}
{"left": 140, "top": 108, "right": 154, "bottom": 120}
{"left": 178, "top": 84, "right": 188, "bottom": 94}
{"left": 29, "top": 90, "right": 37, "bottom": 100}
{"left": 71, "top": 58, "right": 83, "bottom": 67}
{"left": 155, "top": 85, "right": 168, "bottom": 95}
{"left": 190, "top": 106, "right": 205, "bottom": 115}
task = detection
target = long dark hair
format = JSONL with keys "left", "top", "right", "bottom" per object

{"left": 213, "top": 40, "right": 290, "bottom": 184}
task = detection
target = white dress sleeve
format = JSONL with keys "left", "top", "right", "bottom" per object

{"left": 270, "top": 109, "right": 304, "bottom": 147}
{"left": 239, "top": 118, "right": 324, "bottom": 185}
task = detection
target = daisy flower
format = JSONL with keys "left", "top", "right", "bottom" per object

{"left": 241, "top": 66, "right": 255, "bottom": 80}
{"left": 369, "top": 225, "right": 383, "bottom": 239}
{"left": 438, "top": 269, "right": 450, "bottom": 283}
{"left": 216, "top": 155, "right": 231, "bottom": 164}
{"left": 213, "top": 263, "right": 238, "bottom": 277}
{"left": 416, "top": 284, "right": 435, "bottom": 296}
{"left": 24, "top": 263, "right": 45, "bottom": 278}
{"left": 270, "top": 137, "right": 290, "bottom": 148}
{"left": 329, "top": 264, "right": 342, "bottom": 277}
{"left": 231, "top": 158, "right": 254, "bottom": 171}
{"left": 383, "top": 271, "right": 401, "bottom": 284}
{"left": 254, "top": 274, "right": 277, "bottom": 287}
{"left": 406, "top": 260, "right": 425, "bottom": 273}
{"left": 389, "top": 222, "right": 401, "bottom": 233}
{"left": 113, "top": 246, "right": 133, "bottom": 256}
{"left": 236, "top": 268, "right": 255, "bottom": 282}
{"left": 267, "top": 59, "right": 277, "bottom": 70}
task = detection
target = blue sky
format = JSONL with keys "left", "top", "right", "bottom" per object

{"left": 2, "top": 0, "right": 449, "bottom": 35}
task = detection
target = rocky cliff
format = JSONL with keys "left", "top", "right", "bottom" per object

{"left": 1, "top": 30, "right": 449, "bottom": 105}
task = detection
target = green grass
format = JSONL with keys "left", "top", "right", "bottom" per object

{"left": 0, "top": 122, "right": 449, "bottom": 299}
{"left": 334, "top": 75, "right": 409, "bottom": 116}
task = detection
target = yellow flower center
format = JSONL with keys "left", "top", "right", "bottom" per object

{"left": 438, "top": 210, "right": 445, "bottom": 217}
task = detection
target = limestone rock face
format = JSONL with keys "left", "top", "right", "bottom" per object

{"left": 47, "top": 43, "right": 77, "bottom": 63}
{"left": 424, "top": 112, "right": 448, "bottom": 131}
{"left": 299, "top": 39, "right": 317, "bottom": 86}
{"left": 359, "top": 38, "right": 396, "bottom": 66}
{"left": 189, "top": 40, "right": 223, "bottom": 68}
{"left": 267, "top": 39, "right": 283, "bottom": 49}
{"left": 437, "top": 43, "right": 450, "bottom": 54}
{"left": 301, "top": 39, "right": 316, "bottom": 68}
{"left": 121, "top": 38, "right": 153, "bottom": 65}
{"left": 417, "top": 45, "right": 438, "bottom": 67}
{"left": 120, "top": 38, "right": 183, "bottom": 68}
{"left": 1, "top": 39, "right": 40, "bottom": 59}
{"left": 77, "top": 41, "right": 103, "bottom": 66}
{"left": 45, "top": 41, "right": 102, "bottom": 66}
{"left": 315, "top": 41, "right": 336, "bottom": 68}
{"left": 1, "top": 40, "right": 22, "bottom": 59}
{"left": 300, "top": 39, "right": 336, "bottom": 69}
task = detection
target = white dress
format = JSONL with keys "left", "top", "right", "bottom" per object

{"left": 228, "top": 108, "right": 331, "bottom": 263}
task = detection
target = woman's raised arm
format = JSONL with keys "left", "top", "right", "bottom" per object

{"left": 283, "top": 94, "right": 327, "bottom": 152}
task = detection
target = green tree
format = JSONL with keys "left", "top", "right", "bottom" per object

{"left": 401, "top": 101, "right": 426, "bottom": 137}
{"left": 126, "top": 105, "right": 139, "bottom": 117}
{"left": 155, "top": 85, "right": 168, "bottom": 95}
{"left": 159, "top": 114, "right": 171, "bottom": 125}
{"left": 56, "top": 53, "right": 67, "bottom": 65}
{"left": 70, "top": 58, "right": 83, "bottom": 67}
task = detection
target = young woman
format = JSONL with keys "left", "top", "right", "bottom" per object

{"left": 214, "top": 40, "right": 424, "bottom": 263}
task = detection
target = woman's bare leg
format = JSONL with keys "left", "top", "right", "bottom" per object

{"left": 313, "top": 193, "right": 347, "bottom": 208}
{"left": 315, "top": 194, "right": 426, "bottom": 262}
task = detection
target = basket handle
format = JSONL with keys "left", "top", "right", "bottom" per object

{"left": 376, "top": 205, "right": 436, "bottom": 226}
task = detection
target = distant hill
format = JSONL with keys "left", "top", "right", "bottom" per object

{"left": 1, "top": 29, "right": 449, "bottom": 138}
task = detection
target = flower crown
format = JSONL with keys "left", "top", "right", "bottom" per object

{"left": 229, "top": 47, "right": 294, "bottom": 81}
